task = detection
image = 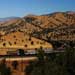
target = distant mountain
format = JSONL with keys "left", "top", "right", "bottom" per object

{"left": 66, "top": 11, "right": 75, "bottom": 14}
{"left": 0, "top": 17, "right": 20, "bottom": 22}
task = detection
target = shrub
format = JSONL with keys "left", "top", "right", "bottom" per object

{"left": 12, "top": 61, "right": 18, "bottom": 70}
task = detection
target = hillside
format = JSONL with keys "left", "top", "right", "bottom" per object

{"left": 0, "top": 11, "right": 75, "bottom": 50}
{"left": 0, "top": 31, "right": 53, "bottom": 55}
{"left": 24, "top": 12, "right": 75, "bottom": 41}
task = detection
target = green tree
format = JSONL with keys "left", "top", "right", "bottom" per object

{"left": 12, "top": 61, "right": 18, "bottom": 70}
{"left": 31, "top": 46, "right": 46, "bottom": 75}
{"left": 24, "top": 46, "right": 75, "bottom": 75}
{"left": 18, "top": 49, "right": 25, "bottom": 56}
{"left": 0, "top": 59, "right": 11, "bottom": 75}
{"left": 64, "top": 47, "right": 75, "bottom": 75}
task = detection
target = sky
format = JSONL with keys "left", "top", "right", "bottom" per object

{"left": 0, "top": 0, "right": 75, "bottom": 18}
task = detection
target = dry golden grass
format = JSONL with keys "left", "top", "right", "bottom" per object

{"left": 0, "top": 31, "right": 53, "bottom": 55}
